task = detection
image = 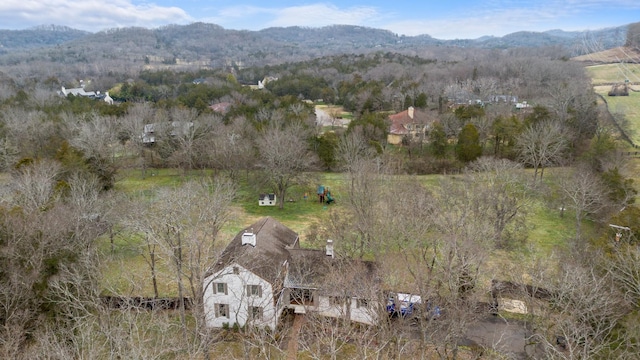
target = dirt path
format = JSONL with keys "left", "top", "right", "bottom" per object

{"left": 286, "top": 314, "right": 305, "bottom": 360}
{"left": 464, "top": 315, "right": 531, "bottom": 359}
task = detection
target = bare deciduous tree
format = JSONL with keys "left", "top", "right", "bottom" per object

{"left": 139, "top": 177, "right": 236, "bottom": 356}
{"left": 207, "top": 117, "right": 255, "bottom": 180}
{"left": 517, "top": 120, "right": 568, "bottom": 182}
{"left": 558, "top": 166, "right": 608, "bottom": 240}
{"left": 255, "top": 122, "right": 318, "bottom": 209}
{"left": 466, "top": 157, "right": 530, "bottom": 249}
{"left": 533, "top": 261, "right": 629, "bottom": 359}
{"left": 0, "top": 161, "right": 105, "bottom": 358}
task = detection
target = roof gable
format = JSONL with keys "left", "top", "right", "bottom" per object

{"left": 285, "top": 248, "right": 378, "bottom": 296}
{"left": 388, "top": 107, "right": 437, "bottom": 135}
{"left": 218, "top": 217, "right": 299, "bottom": 283}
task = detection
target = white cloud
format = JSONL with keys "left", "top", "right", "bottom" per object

{"left": 266, "top": 4, "right": 380, "bottom": 28}
{"left": 0, "top": 0, "right": 192, "bottom": 31}
{"left": 380, "top": 2, "right": 628, "bottom": 39}
{"left": 207, "top": 3, "right": 382, "bottom": 30}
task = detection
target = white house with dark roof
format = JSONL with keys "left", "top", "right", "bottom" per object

{"left": 203, "top": 217, "right": 380, "bottom": 329}
{"left": 203, "top": 217, "right": 299, "bottom": 329}
{"left": 258, "top": 193, "right": 276, "bottom": 206}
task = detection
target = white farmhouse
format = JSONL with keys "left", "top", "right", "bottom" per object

{"left": 203, "top": 217, "right": 298, "bottom": 329}
{"left": 203, "top": 217, "right": 380, "bottom": 329}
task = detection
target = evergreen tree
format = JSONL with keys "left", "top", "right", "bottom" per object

{"left": 429, "top": 122, "right": 448, "bottom": 158}
{"left": 456, "top": 123, "right": 482, "bottom": 162}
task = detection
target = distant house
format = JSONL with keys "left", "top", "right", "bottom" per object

{"left": 209, "top": 102, "right": 232, "bottom": 114}
{"left": 59, "top": 80, "right": 113, "bottom": 103}
{"left": 104, "top": 92, "right": 114, "bottom": 105}
{"left": 60, "top": 85, "right": 96, "bottom": 98}
{"left": 203, "top": 217, "right": 381, "bottom": 329}
{"left": 489, "top": 94, "right": 518, "bottom": 103}
{"left": 387, "top": 106, "right": 437, "bottom": 145}
{"left": 257, "top": 76, "right": 278, "bottom": 89}
{"left": 259, "top": 193, "right": 276, "bottom": 206}
{"left": 142, "top": 124, "right": 156, "bottom": 144}
{"left": 141, "top": 121, "right": 194, "bottom": 145}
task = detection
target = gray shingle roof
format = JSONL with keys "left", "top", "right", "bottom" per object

{"left": 217, "top": 217, "right": 299, "bottom": 283}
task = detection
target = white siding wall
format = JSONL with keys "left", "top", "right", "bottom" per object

{"left": 203, "top": 263, "right": 277, "bottom": 329}
{"left": 316, "top": 296, "right": 378, "bottom": 326}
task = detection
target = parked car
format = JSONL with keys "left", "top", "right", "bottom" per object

{"left": 386, "top": 292, "right": 442, "bottom": 320}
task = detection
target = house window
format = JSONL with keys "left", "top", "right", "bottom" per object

{"left": 233, "top": 266, "right": 239, "bottom": 274}
{"left": 247, "top": 285, "right": 262, "bottom": 297}
{"left": 215, "top": 303, "right": 229, "bottom": 318}
{"left": 249, "top": 306, "right": 263, "bottom": 320}
{"left": 213, "top": 282, "right": 228, "bottom": 295}
{"left": 329, "top": 296, "right": 344, "bottom": 306}
{"left": 357, "top": 298, "right": 369, "bottom": 308}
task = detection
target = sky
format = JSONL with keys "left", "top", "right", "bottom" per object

{"left": 1, "top": 0, "right": 639, "bottom": 39}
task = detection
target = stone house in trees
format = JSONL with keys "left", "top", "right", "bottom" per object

{"left": 203, "top": 217, "right": 380, "bottom": 329}
{"left": 387, "top": 106, "right": 437, "bottom": 145}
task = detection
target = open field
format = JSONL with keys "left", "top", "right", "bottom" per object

{"left": 593, "top": 86, "right": 640, "bottom": 145}
{"left": 588, "top": 64, "right": 640, "bottom": 195}
{"left": 573, "top": 46, "right": 640, "bottom": 67}
{"left": 102, "top": 169, "right": 579, "bottom": 297}
{"left": 585, "top": 63, "right": 640, "bottom": 85}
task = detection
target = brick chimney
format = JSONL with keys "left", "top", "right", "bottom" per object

{"left": 242, "top": 230, "right": 256, "bottom": 247}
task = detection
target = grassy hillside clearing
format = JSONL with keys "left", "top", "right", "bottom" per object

{"left": 585, "top": 63, "right": 640, "bottom": 85}
{"left": 585, "top": 62, "right": 640, "bottom": 193}
{"left": 573, "top": 46, "right": 640, "bottom": 66}
{"left": 593, "top": 85, "right": 640, "bottom": 145}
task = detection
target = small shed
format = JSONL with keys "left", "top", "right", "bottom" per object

{"left": 259, "top": 193, "right": 276, "bottom": 206}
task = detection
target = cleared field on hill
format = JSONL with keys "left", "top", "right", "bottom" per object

{"left": 588, "top": 61, "right": 640, "bottom": 145}
{"left": 593, "top": 85, "right": 640, "bottom": 145}
{"left": 587, "top": 63, "right": 640, "bottom": 194}
{"left": 586, "top": 63, "right": 640, "bottom": 85}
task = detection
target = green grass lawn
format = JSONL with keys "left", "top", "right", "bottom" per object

{"left": 587, "top": 63, "right": 640, "bottom": 144}
{"left": 586, "top": 63, "right": 640, "bottom": 85}
{"left": 115, "top": 168, "right": 189, "bottom": 192}
{"left": 102, "top": 170, "right": 345, "bottom": 296}
{"left": 594, "top": 88, "right": 640, "bottom": 144}
{"left": 101, "top": 168, "right": 579, "bottom": 296}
